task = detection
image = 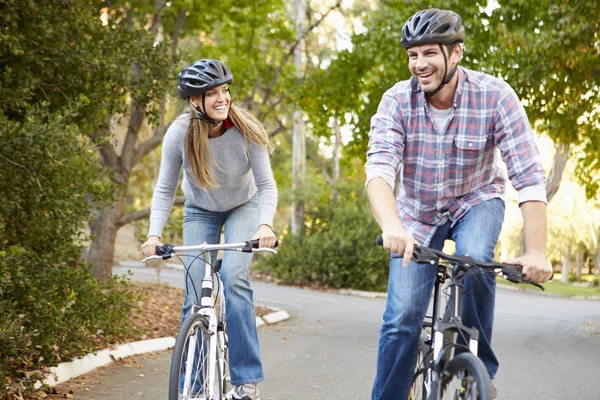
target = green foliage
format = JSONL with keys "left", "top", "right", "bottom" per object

{"left": 256, "top": 181, "right": 390, "bottom": 291}
{"left": 307, "top": 0, "right": 600, "bottom": 198}
{"left": 0, "top": 247, "right": 137, "bottom": 395}
{"left": 0, "top": 107, "right": 112, "bottom": 252}
{"left": 0, "top": 0, "right": 173, "bottom": 132}
{"left": 0, "top": 107, "right": 136, "bottom": 393}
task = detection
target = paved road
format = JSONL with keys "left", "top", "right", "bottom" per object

{"left": 60, "top": 265, "right": 600, "bottom": 399}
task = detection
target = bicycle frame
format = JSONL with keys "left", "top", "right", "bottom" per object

{"left": 376, "top": 237, "right": 544, "bottom": 400}
{"left": 424, "top": 264, "right": 482, "bottom": 398}
{"left": 182, "top": 248, "right": 222, "bottom": 399}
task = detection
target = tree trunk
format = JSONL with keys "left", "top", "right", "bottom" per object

{"left": 290, "top": 0, "right": 306, "bottom": 236}
{"left": 518, "top": 143, "right": 570, "bottom": 255}
{"left": 561, "top": 245, "right": 571, "bottom": 284}
{"left": 546, "top": 143, "right": 570, "bottom": 203}
{"left": 575, "top": 248, "right": 584, "bottom": 281}
{"left": 596, "top": 227, "right": 600, "bottom": 283}
{"left": 87, "top": 195, "right": 126, "bottom": 281}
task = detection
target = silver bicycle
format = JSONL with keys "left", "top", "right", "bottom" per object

{"left": 143, "top": 239, "right": 277, "bottom": 400}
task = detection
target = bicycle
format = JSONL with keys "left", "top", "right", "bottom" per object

{"left": 142, "top": 239, "right": 277, "bottom": 400}
{"left": 376, "top": 236, "right": 546, "bottom": 400}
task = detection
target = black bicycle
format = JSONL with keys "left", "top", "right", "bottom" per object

{"left": 376, "top": 236, "right": 545, "bottom": 400}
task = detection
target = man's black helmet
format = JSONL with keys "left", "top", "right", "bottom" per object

{"left": 401, "top": 9, "right": 465, "bottom": 50}
{"left": 177, "top": 59, "right": 234, "bottom": 100}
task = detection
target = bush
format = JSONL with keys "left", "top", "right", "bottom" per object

{"left": 0, "top": 108, "right": 137, "bottom": 395}
{"left": 0, "top": 247, "right": 136, "bottom": 394}
{"left": 256, "top": 182, "right": 390, "bottom": 291}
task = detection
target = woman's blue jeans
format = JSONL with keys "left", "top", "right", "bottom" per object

{"left": 181, "top": 195, "right": 264, "bottom": 386}
{"left": 371, "top": 198, "right": 505, "bottom": 400}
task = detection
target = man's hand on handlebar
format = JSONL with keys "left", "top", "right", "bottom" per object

{"left": 380, "top": 229, "right": 416, "bottom": 267}
{"left": 141, "top": 235, "right": 163, "bottom": 257}
{"left": 503, "top": 252, "right": 553, "bottom": 284}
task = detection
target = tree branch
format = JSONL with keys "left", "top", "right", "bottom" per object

{"left": 546, "top": 142, "right": 570, "bottom": 202}
{"left": 120, "top": 64, "right": 146, "bottom": 174}
{"left": 261, "top": 0, "right": 342, "bottom": 106}
{"left": 171, "top": 7, "right": 187, "bottom": 53}
{"left": 117, "top": 196, "right": 185, "bottom": 227}
{"left": 150, "top": 0, "right": 165, "bottom": 37}
{"left": 311, "top": 154, "right": 334, "bottom": 187}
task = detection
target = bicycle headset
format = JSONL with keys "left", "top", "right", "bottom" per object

{"left": 177, "top": 59, "right": 234, "bottom": 127}
{"left": 401, "top": 9, "right": 465, "bottom": 97}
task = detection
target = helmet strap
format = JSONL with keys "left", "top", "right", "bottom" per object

{"left": 190, "top": 94, "right": 221, "bottom": 127}
{"left": 425, "top": 44, "right": 457, "bottom": 97}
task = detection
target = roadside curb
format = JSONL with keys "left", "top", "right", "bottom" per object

{"left": 43, "top": 337, "right": 175, "bottom": 387}
{"left": 339, "top": 288, "right": 387, "bottom": 299}
{"left": 255, "top": 305, "right": 290, "bottom": 328}
{"left": 497, "top": 283, "right": 600, "bottom": 300}
{"left": 43, "top": 306, "right": 289, "bottom": 388}
{"left": 338, "top": 284, "right": 600, "bottom": 301}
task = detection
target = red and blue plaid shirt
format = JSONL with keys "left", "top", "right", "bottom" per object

{"left": 365, "top": 67, "right": 546, "bottom": 247}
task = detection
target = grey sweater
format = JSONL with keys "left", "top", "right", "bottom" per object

{"left": 148, "top": 113, "right": 278, "bottom": 238}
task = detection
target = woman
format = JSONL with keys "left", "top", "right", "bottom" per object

{"left": 141, "top": 59, "right": 277, "bottom": 400}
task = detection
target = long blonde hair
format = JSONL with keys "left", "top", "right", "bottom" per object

{"left": 184, "top": 103, "right": 274, "bottom": 189}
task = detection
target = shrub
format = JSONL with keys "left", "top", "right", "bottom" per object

{"left": 256, "top": 181, "right": 390, "bottom": 291}
{"left": 0, "top": 247, "right": 136, "bottom": 394}
{"left": 0, "top": 108, "right": 137, "bottom": 395}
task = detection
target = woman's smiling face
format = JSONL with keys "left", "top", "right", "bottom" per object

{"left": 190, "top": 83, "right": 231, "bottom": 121}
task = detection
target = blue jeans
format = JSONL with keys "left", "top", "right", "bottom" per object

{"left": 371, "top": 198, "right": 505, "bottom": 400}
{"left": 181, "top": 195, "right": 264, "bottom": 386}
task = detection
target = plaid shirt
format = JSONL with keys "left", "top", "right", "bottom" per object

{"left": 365, "top": 67, "right": 546, "bottom": 247}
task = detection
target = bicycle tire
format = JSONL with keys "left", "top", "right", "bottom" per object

{"left": 169, "top": 313, "right": 222, "bottom": 400}
{"left": 409, "top": 331, "right": 431, "bottom": 400}
{"left": 439, "top": 353, "right": 494, "bottom": 400}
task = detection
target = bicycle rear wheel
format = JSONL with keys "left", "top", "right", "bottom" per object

{"left": 439, "top": 353, "right": 494, "bottom": 400}
{"left": 169, "top": 313, "right": 222, "bottom": 400}
{"left": 409, "top": 331, "right": 431, "bottom": 400}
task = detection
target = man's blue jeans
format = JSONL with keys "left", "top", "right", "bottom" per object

{"left": 371, "top": 198, "right": 505, "bottom": 400}
{"left": 181, "top": 195, "right": 264, "bottom": 386}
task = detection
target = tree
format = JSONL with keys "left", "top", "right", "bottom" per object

{"left": 291, "top": 0, "right": 307, "bottom": 235}
{"left": 93, "top": 0, "right": 347, "bottom": 278}
{"left": 303, "top": 0, "right": 599, "bottom": 197}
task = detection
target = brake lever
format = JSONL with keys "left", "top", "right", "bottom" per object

{"left": 156, "top": 243, "right": 174, "bottom": 259}
{"left": 523, "top": 280, "right": 545, "bottom": 291}
{"left": 502, "top": 266, "right": 545, "bottom": 291}
{"left": 412, "top": 246, "right": 439, "bottom": 264}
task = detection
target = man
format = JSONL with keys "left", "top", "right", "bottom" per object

{"left": 365, "top": 8, "right": 553, "bottom": 400}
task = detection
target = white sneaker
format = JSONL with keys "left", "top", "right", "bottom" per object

{"left": 225, "top": 383, "right": 260, "bottom": 400}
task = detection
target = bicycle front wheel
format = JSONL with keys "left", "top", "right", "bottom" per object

{"left": 409, "top": 332, "right": 431, "bottom": 400}
{"left": 439, "top": 353, "right": 494, "bottom": 400}
{"left": 169, "top": 313, "right": 222, "bottom": 400}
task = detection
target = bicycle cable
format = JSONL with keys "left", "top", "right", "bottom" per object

{"left": 174, "top": 253, "right": 218, "bottom": 308}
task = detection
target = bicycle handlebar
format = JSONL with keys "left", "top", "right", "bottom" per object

{"left": 142, "top": 239, "right": 278, "bottom": 263}
{"left": 375, "top": 235, "right": 545, "bottom": 290}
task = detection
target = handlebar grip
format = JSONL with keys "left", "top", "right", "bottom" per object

{"left": 246, "top": 239, "right": 279, "bottom": 250}
{"left": 155, "top": 243, "right": 174, "bottom": 257}
{"left": 376, "top": 235, "right": 383, "bottom": 246}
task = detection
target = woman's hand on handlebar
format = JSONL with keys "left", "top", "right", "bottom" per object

{"left": 141, "top": 235, "right": 163, "bottom": 257}
{"left": 252, "top": 224, "right": 277, "bottom": 249}
{"left": 380, "top": 229, "right": 416, "bottom": 267}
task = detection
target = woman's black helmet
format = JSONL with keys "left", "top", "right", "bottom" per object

{"left": 177, "top": 59, "right": 233, "bottom": 100}
{"left": 401, "top": 9, "right": 465, "bottom": 50}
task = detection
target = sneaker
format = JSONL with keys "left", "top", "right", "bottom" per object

{"left": 225, "top": 383, "right": 260, "bottom": 400}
